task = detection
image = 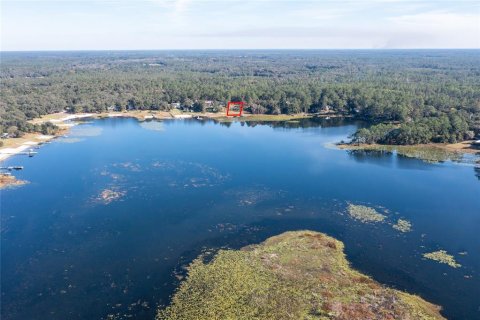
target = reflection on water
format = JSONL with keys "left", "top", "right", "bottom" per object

{"left": 139, "top": 121, "right": 165, "bottom": 132}
{"left": 70, "top": 125, "right": 103, "bottom": 137}
{"left": 57, "top": 137, "right": 84, "bottom": 144}
{"left": 348, "top": 149, "right": 437, "bottom": 171}
{"left": 1, "top": 118, "right": 479, "bottom": 320}
{"left": 347, "top": 143, "right": 471, "bottom": 164}
{"left": 348, "top": 149, "right": 397, "bottom": 168}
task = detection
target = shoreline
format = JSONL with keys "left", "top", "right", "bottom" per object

{"left": 2, "top": 111, "right": 478, "bottom": 163}
{"left": 0, "top": 111, "right": 174, "bottom": 162}
{"left": 0, "top": 133, "right": 59, "bottom": 162}
{"left": 337, "top": 142, "right": 480, "bottom": 163}
{"left": 0, "top": 111, "right": 330, "bottom": 162}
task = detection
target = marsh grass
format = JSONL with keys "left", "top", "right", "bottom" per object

{"left": 96, "top": 188, "right": 126, "bottom": 204}
{"left": 393, "top": 219, "right": 412, "bottom": 233}
{"left": 157, "top": 231, "right": 444, "bottom": 320}
{"left": 423, "top": 250, "right": 461, "bottom": 268}
{"left": 340, "top": 144, "right": 466, "bottom": 163}
{"left": 347, "top": 204, "right": 386, "bottom": 223}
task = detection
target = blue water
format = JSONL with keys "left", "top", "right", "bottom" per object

{"left": 1, "top": 117, "right": 479, "bottom": 320}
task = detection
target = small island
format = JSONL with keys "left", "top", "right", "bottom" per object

{"left": 423, "top": 250, "right": 461, "bottom": 269}
{"left": 347, "top": 204, "right": 386, "bottom": 223}
{"left": 0, "top": 173, "right": 27, "bottom": 189}
{"left": 157, "top": 231, "right": 445, "bottom": 320}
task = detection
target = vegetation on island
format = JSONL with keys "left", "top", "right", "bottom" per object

{"left": 0, "top": 174, "right": 28, "bottom": 189}
{"left": 423, "top": 250, "right": 461, "bottom": 268}
{"left": 393, "top": 219, "right": 412, "bottom": 233}
{"left": 96, "top": 188, "right": 126, "bottom": 204}
{"left": 1, "top": 51, "right": 479, "bottom": 145}
{"left": 157, "top": 231, "right": 445, "bottom": 320}
{"left": 345, "top": 204, "right": 463, "bottom": 270}
{"left": 347, "top": 204, "right": 386, "bottom": 223}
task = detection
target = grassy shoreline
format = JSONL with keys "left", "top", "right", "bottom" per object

{"left": 337, "top": 142, "right": 479, "bottom": 162}
{"left": 213, "top": 113, "right": 343, "bottom": 122}
{"left": 2, "top": 111, "right": 477, "bottom": 164}
{"left": 0, "top": 111, "right": 174, "bottom": 162}
{"left": 0, "top": 111, "right": 334, "bottom": 161}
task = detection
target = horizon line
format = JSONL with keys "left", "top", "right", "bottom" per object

{"left": 2, "top": 48, "right": 480, "bottom": 53}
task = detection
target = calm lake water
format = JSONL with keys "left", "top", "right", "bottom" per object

{"left": 1, "top": 117, "right": 479, "bottom": 320}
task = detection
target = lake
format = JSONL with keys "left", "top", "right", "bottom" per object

{"left": 1, "top": 117, "right": 479, "bottom": 320}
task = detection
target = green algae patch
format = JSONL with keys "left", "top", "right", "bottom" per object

{"left": 347, "top": 204, "right": 386, "bottom": 223}
{"left": 423, "top": 250, "right": 461, "bottom": 268}
{"left": 393, "top": 219, "right": 412, "bottom": 233}
{"left": 157, "top": 231, "right": 445, "bottom": 320}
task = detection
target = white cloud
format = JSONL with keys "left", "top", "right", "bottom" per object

{"left": 1, "top": 0, "right": 479, "bottom": 50}
{"left": 148, "top": 0, "right": 192, "bottom": 12}
{"left": 385, "top": 11, "right": 480, "bottom": 48}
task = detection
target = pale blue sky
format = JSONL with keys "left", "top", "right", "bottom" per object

{"left": 1, "top": 0, "right": 479, "bottom": 50}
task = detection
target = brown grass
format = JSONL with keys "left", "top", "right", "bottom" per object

{"left": 0, "top": 174, "right": 28, "bottom": 189}
{"left": 157, "top": 231, "right": 445, "bottom": 320}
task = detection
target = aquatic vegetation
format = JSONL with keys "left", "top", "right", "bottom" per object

{"left": 98, "top": 169, "right": 124, "bottom": 182}
{"left": 157, "top": 231, "right": 445, "bottom": 320}
{"left": 151, "top": 161, "right": 177, "bottom": 169}
{"left": 97, "top": 189, "right": 126, "bottom": 204}
{"left": 423, "top": 250, "right": 461, "bottom": 268}
{"left": 224, "top": 186, "right": 283, "bottom": 206}
{"left": 393, "top": 219, "right": 412, "bottom": 232}
{"left": 113, "top": 162, "right": 142, "bottom": 172}
{"left": 0, "top": 174, "right": 28, "bottom": 189}
{"left": 393, "top": 145, "right": 464, "bottom": 163}
{"left": 151, "top": 160, "right": 230, "bottom": 188}
{"left": 214, "top": 222, "right": 238, "bottom": 233}
{"left": 342, "top": 144, "right": 466, "bottom": 163}
{"left": 347, "top": 204, "right": 386, "bottom": 223}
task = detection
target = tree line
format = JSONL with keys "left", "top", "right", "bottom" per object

{"left": 1, "top": 50, "right": 479, "bottom": 144}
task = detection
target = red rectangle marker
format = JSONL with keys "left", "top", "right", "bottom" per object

{"left": 226, "top": 101, "right": 244, "bottom": 117}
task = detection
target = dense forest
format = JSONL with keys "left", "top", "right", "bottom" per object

{"left": 1, "top": 50, "right": 479, "bottom": 144}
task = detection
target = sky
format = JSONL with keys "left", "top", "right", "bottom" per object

{"left": 1, "top": 0, "right": 479, "bottom": 50}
